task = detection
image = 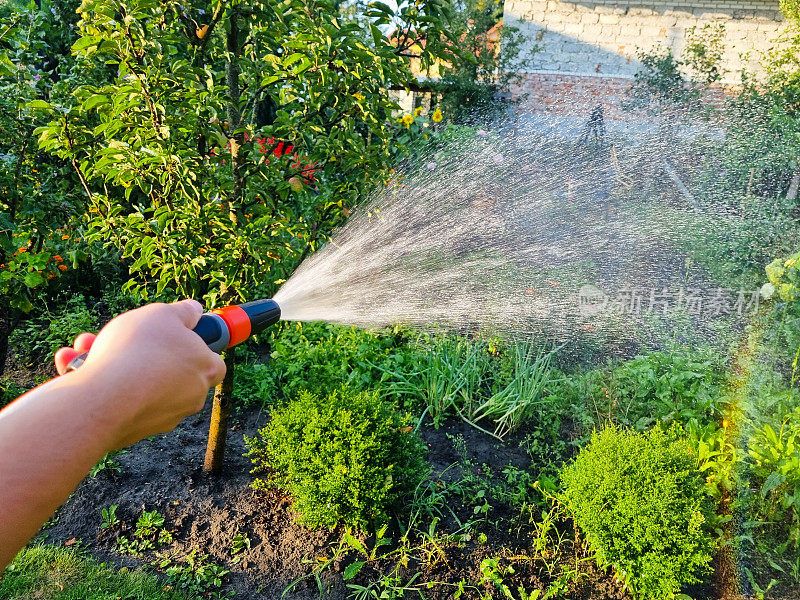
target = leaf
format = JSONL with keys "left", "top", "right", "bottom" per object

{"left": 83, "top": 94, "right": 109, "bottom": 111}
{"left": 342, "top": 531, "right": 367, "bottom": 555}
{"left": 26, "top": 100, "right": 51, "bottom": 110}
{"left": 342, "top": 560, "right": 365, "bottom": 580}
{"left": 761, "top": 471, "right": 786, "bottom": 498}
{"left": 24, "top": 272, "right": 44, "bottom": 288}
{"left": 71, "top": 35, "right": 101, "bottom": 53}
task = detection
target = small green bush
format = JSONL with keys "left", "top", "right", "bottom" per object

{"left": 246, "top": 388, "right": 428, "bottom": 530}
{"left": 560, "top": 424, "right": 716, "bottom": 600}
{"left": 263, "top": 321, "right": 413, "bottom": 401}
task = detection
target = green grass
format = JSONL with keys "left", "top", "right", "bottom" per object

{"left": 0, "top": 544, "right": 192, "bottom": 600}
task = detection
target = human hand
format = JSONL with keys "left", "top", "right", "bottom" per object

{"left": 54, "top": 300, "right": 226, "bottom": 449}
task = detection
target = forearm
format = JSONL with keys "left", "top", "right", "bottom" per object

{"left": 0, "top": 370, "right": 123, "bottom": 570}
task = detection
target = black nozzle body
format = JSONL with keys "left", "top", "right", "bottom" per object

{"left": 239, "top": 298, "right": 281, "bottom": 336}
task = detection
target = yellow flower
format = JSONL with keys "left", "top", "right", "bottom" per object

{"left": 431, "top": 108, "right": 443, "bottom": 123}
{"left": 414, "top": 106, "right": 423, "bottom": 117}
{"left": 401, "top": 114, "right": 414, "bottom": 128}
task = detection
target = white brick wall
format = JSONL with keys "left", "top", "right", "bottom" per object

{"left": 504, "top": 0, "right": 787, "bottom": 83}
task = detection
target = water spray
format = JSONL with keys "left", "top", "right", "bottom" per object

{"left": 66, "top": 299, "right": 281, "bottom": 371}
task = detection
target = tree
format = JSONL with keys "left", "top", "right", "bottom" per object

{"left": 37, "top": 0, "right": 458, "bottom": 473}
{"left": 0, "top": 2, "right": 83, "bottom": 376}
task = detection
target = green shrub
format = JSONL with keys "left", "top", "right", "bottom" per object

{"left": 246, "top": 388, "right": 428, "bottom": 530}
{"left": 560, "top": 425, "right": 716, "bottom": 600}
{"left": 263, "top": 321, "right": 412, "bottom": 401}
{"left": 748, "top": 406, "right": 800, "bottom": 558}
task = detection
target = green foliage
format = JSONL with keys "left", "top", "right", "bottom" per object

{"left": 9, "top": 295, "right": 97, "bottom": 364}
{"left": 100, "top": 505, "right": 120, "bottom": 531}
{"left": 246, "top": 388, "right": 428, "bottom": 530}
{"left": 560, "top": 425, "right": 716, "bottom": 600}
{"left": 116, "top": 509, "right": 173, "bottom": 555}
{"left": 627, "top": 49, "right": 701, "bottom": 114}
{"left": 378, "top": 335, "right": 492, "bottom": 427}
{"left": 259, "top": 321, "right": 410, "bottom": 402}
{"left": 783, "top": 0, "right": 800, "bottom": 22}
{"left": 35, "top": 0, "right": 459, "bottom": 306}
{"left": 156, "top": 549, "right": 232, "bottom": 600}
{"left": 431, "top": 0, "right": 535, "bottom": 123}
{"left": 0, "top": 1, "right": 84, "bottom": 332}
{"left": 682, "top": 23, "right": 726, "bottom": 84}
{"left": 0, "top": 378, "right": 26, "bottom": 409}
{"left": 601, "top": 348, "right": 726, "bottom": 430}
{"left": 467, "top": 343, "right": 558, "bottom": 439}
{"left": 544, "top": 347, "right": 726, "bottom": 444}
{"left": 0, "top": 544, "right": 191, "bottom": 600}
{"left": 89, "top": 449, "right": 127, "bottom": 478}
{"left": 748, "top": 406, "right": 800, "bottom": 557}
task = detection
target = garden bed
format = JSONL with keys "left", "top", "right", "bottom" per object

{"left": 35, "top": 399, "right": 646, "bottom": 600}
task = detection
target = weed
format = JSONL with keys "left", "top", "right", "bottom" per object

{"left": 230, "top": 532, "right": 251, "bottom": 565}
{"left": 157, "top": 549, "right": 233, "bottom": 599}
{"left": 89, "top": 449, "right": 127, "bottom": 478}
{"left": 116, "top": 509, "right": 173, "bottom": 556}
{"left": 99, "top": 505, "right": 119, "bottom": 531}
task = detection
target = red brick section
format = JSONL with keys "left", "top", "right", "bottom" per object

{"left": 509, "top": 72, "right": 738, "bottom": 118}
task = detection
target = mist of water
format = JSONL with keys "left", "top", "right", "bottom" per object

{"left": 274, "top": 117, "right": 744, "bottom": 349}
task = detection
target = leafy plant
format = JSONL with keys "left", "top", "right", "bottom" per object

{"left": 0, "top": 378, "right": 26, "bottom": 409}
{"left": 229, "top": 532, "right": 251, "bottom": 565}
{"left": 263, "top": 321, "right": 411, "bottom": 402}
{"left": 748, "top": 406, "right": 800, "bottom": 556}
{"left": 599, "top": 347, "right": 725, "bottom": 431}
{"left": 89, "top": 449, "right": 127, "bottom": 478}
{"left": 560, "top": 424, "right": 716, "bottom": 600}
{"left": 9, "top": 295, "right": 97, "bottom": 364}
{"left": 157, "top": 549, "right": 232, "bottom": 600}
{"left": 99, "top": 505, "right": 120, "bottom": 531}
{"left": 246, "top": 388, "right": 428, "bottom": 530}
{"left": 116, "top": 509, "right": 173, "bottom": 555}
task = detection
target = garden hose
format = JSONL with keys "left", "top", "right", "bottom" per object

{"left": 65, "top": 299, "right": 281, "bottom": 371}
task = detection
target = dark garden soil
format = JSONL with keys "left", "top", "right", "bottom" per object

{"left": 34, "top": 395, "right": 645, "bottom": 600}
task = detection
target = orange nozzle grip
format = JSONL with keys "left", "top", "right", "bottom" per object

{"left": 213, "top": 305, "right": 251, "bottom": 347}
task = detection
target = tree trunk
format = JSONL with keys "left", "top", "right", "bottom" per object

{"left": 203, "top": 351, "right": 236, "bottom": 474}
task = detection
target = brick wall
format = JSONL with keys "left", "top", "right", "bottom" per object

{"left": 504, "top": 0, "right": 787, "bottom": 114}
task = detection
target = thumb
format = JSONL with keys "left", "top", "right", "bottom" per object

{"left": 170, "top": 299, "right": 204, "bottom": 329}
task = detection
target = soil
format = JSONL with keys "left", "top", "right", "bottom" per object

{"left": 35, "top": 398, "right": 642, "bottom": 600}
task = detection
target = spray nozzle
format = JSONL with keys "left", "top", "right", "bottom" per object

{"left": 194, "top": 299, "right": 281, "bottom": 353}
{"left": 65, "top": 298, "right": 281, "bottom": 371}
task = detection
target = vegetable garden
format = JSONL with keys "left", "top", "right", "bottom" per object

{"left": 2, "top": 0, "right": 800, "bottom": 599}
